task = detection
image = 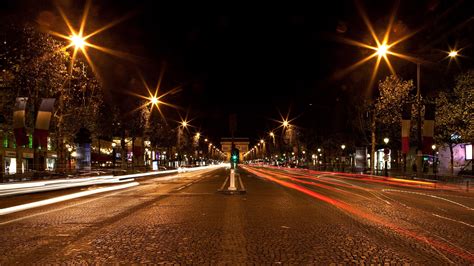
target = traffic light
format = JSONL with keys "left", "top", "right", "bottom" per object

{"left": 231, "top": 148, "right": 239, "bottom": 164}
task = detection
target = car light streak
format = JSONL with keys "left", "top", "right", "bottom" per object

{"left": 252, "top": 169, "right": 378, "bottom": 204}
{"left": 0, "top": 164, "right": 226, "bottom": 197}
{"left": 0, "top": 182, "right": 139, "bottom": 216}
{"left": 243, "top": 166, "right": 474, "bottom": 263}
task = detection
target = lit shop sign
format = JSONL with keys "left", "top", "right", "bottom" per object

{"left": 466, "top": 144, "right": 472, "bottom": 160}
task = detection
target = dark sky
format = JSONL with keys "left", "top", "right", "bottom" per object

{"left": 3, "top": 0, "right": 474, "bottom": 143}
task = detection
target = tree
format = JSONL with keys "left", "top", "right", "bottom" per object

{"left": 435, "top": 69, "right": 474, "bottom": 174}
{"left": 1, "top": 23, "right": 104, "bottom": 171}
{"left": 367, "top": 75, "right": 415, "bottom": 173}
{"left": 375, "top": 75, "right": 415, "bottom": 128}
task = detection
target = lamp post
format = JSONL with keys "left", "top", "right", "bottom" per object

{"left": 383, "top": 137, "right": 390, "bottom": 177}
{"left": 413, "top": 50, "right": 459, "bottom": 178}
{"left": 269, "top": 132, "right": 275, "bottom": 161}
{"left": 432, "top": 144, "right": 437, "bottom": 177}
{"left": 341, "top": 144, "right": 346, "bottom": 172}
{"left": 317, "top": 148, "right": 322, "bottom": 170}
{"left": 111, "top": 142, "right": 116, "bottom": 171}
{"left": 67, "top": 147, "right": 73, "bottom": 171}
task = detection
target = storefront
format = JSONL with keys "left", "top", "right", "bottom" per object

{"left": 4, "top": 151, "right": 16, "bottom": 175}
{"left": 22, "top": 152, "right": 33, "bottom": 172}
{"left": 376, "top": 148, "right": 391, "bottom": 171}
{"left": 46, "top": 152, "right": 57, "bottom": 171}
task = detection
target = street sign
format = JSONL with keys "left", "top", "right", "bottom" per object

{"left": 384, "top": 154, "right": 389, "bottom": 161}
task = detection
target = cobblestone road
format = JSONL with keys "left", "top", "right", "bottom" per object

{"left": 0, "top": 165, "right": 473, "bottom": 264}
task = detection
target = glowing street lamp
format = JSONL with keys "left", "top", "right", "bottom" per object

{"left": 269, "top": 132, "right": 274, "bottom": 137}
{"left": 181, "top": 121, "right": 188, "bottom": 128}
{"left": 448, "top": 50, "right": 458, "bottom": 58}
{"left": 70, "top": 34, "right": 86, "bottom": 49}
{"left": 432, "top": 144, "right": 438, "bottom": 175}
{"left": 260, "top": 139, "right": 264, "bottom": 144}
{"left": 341, "top": 144, "right": 346, "bottom": 150}
{"left": 150, "top": 96, "right": 159, "bottom": 105}
{"left": 376, "top": 43, "right": 389, "bottom": 57}
{"left": 383, "top": 137, "right": 390, "bottom": 177}
{"left": 283, "top": 120, "right": 289, "bottom": 127}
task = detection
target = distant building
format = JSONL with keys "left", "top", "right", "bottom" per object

{"left": 220, "top": 138, "right": 249, "bottom": 162}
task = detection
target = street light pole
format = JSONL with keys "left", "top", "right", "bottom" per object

{"left": 112, "top": 142, "right": 116, "bottom": 172}
{"left": 416, "top": 62, "right": 423, "bottom": 179}
{"left": 432, "top": 144, "right": 437, "bottom": 178}
{"left": 384, "top": 137, "right": 390, "bottom": 177}
{"left": 341, "top": 144, "right": 346, "bottom": 172}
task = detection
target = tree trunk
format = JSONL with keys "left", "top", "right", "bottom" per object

{"left": 56, "top": 91, "right": 66, "bottom": 172}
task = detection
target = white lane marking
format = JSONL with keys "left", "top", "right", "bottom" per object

{"left": 383, "top": 189, "right": 474, "bottom": 211}
{"left": 432, "top": 213, "right": 474, "bottom": 228}
{"left": 0, "top": 182, "right": 139, "bottom": 216}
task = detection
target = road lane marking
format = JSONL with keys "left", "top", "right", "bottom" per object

{"left": 219, "top": 176, "right": 230, "bottom": 191}
{"left": 432, "top": 213, "right": 474, "bottom": 228}
{"left": 382, "top": 189, "right": 474, "bottom": 210}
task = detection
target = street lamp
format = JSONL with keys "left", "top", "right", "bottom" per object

{"left": 340, "top": 145, "right": 346, "bottom": 172}
{"left": 111, "top": 142, "right": 117, "bottom": 170}
{"left": 432, "top": 144, "right": 437, "bottom": 176}
{"left": 383, "top": 137, "right": 389, "bottom": 176}
{"left": 67, "top": 147, "right": 73, "bottom": 171}
{"left": 283, "top": 120, "right": 289, "bottom": 127}
{"left": 70, "top": 34, "right": 86, "bottom": 49}
{"left": 412, "top": 49, "right": 459, "bottom": 178}
{"left": 150, "top": 96, "right": 159, "bottom": 105}
{"left": 376, "top": 43, "right": 388, "bottom": 57}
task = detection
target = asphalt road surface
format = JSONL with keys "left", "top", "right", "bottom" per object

{"left": 0, "top": 165, "right": 473, "bottom": 264}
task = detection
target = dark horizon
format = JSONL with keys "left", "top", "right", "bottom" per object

{"left": 2, "top": 0, "right": 473, "bottom": 143}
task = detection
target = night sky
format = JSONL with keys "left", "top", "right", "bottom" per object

{"left": 3, "top": 0, "right": 473, "bottom": 142}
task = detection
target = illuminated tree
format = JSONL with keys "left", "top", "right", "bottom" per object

{"left": 1, "top": 23, "right": 104, "bottom": 171}
{"left": 435, "top": 69, "right": 474, "bottom": 174}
